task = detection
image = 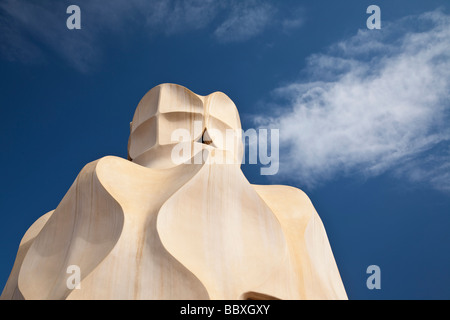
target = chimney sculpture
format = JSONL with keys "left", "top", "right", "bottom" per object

{"left": 1, "top": 84, "right": 347, "bottom": 300}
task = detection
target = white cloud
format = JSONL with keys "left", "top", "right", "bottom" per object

{"left": 213, "top": 1, "right": 274, "bottom": 43}
{"left": 259, "top": 10, "right": 450, "bottom": 191}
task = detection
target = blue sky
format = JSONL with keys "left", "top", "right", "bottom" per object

{"left": 1, "top": 0, "right": 449, "bottom": 299}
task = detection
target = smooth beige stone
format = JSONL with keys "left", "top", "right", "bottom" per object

{"left": 1, "top": 83, "right": 347, "bottom": 300}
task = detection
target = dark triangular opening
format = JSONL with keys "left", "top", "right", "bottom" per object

{"left": 201, "top": 128, "right": 213, "bottom": 145}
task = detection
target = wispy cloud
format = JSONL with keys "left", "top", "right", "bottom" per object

{"left": 0, "top": 0, "right": 216, "bottom": 71}
{"left": 141, "top": 0, "right": 220, "bottom": 35}
{"left": 0, "top": 1, "right": 99, "bottom": 72}
{"left": 0, "top": 0, "right": 297, "bottom": 71}
{"left": 0, "top": 12, "right": 43, "bottom": 64}
{"left": 213, "top": 1, "right": 274, "bottom": 43}
{"left": 280, "top": 7, "right": 305, "bottom": 33}
{"left": 395, "top": 143, "right": 450, "bottom": 192}
{"left": 0, "top": 0, "right": 222, "bottom": 71}
{"left": 258, "top": 10, "right": 450, "bottom": 192}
